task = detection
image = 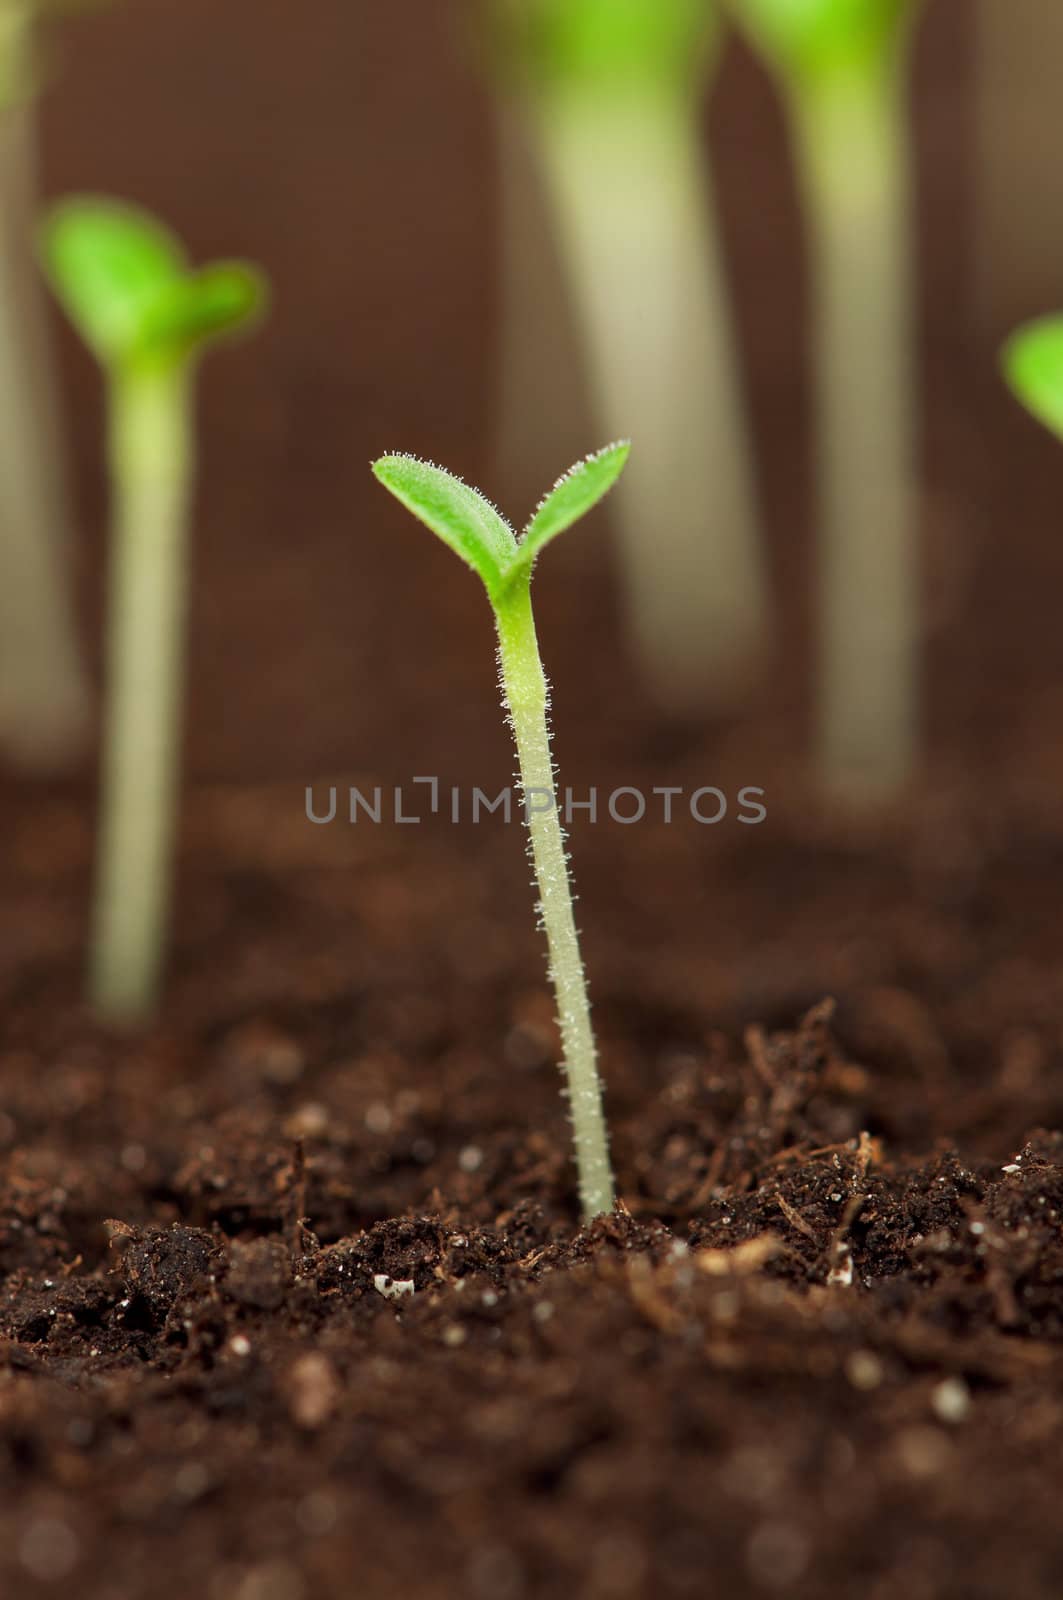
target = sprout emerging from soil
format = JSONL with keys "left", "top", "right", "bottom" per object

{"left": 485, "top": 0, "right": 767, "bottom": 711}
{"left": 40, "top": 198, "right": 267, "bottom": 1021}
{"left": 372, "top": 444, "right": 629, "bottom": 1221}
{"left": 728, "top": 0, "right": 922, "bottom": 800}
{"left": 0, "top": 3, "right": 89, "bottom": 767}
{"left": 1002, "top": 316, "right": 1063, "bottom": 442}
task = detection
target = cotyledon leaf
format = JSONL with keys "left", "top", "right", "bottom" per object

{"left": 40, "top": 197, "right": 267, "bottom": 368}
{"left": 372, "top": 455, "right": 518, "bottom": 594}
{"left": 372, "top": 446, "right": 631, "bottom": 598}
{"left": 512, "top": 440, "right": 630, "bottom": 579}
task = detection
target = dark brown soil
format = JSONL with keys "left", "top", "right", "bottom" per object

{"left": 6, "top": 977, "right": 1063, "bottom": 1600}
{"left": 4, "top": 0, "right": 1063, "bottom": 1596}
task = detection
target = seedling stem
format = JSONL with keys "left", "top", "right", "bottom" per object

{"left": 795, "top": 57, "right": 917, "bottom": 793}
{"left": 533, "top": 87, "right": 765, "bottom": 705}
{"left": 40, "top": 197, "right": 266, "bottom": 1020}
{"left": 494, "top": 577, "right": 613, "bottom": 1218}
{"left": 728, "top": 0, "right": 921, "bottom": 799}
{"left": 92, "top": 361, "right": 192, "bottom": 1016}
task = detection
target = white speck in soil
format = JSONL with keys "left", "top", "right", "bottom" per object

{"left": 287, "top": 1102, "right": 329, "bottom": 1139}
{"left": 932, "top": 1376, "right": 971, "bottom": 1424}
{"left": 373, "top": 1274, "right": 415, "bottom": 1300}
{"left": 846, "top": 1350, "right": 884, "bottom": 1391}
{"left": 827, "top": 1250, "right": 854, "bottom": 1287}
{"left": 364, "top": 1102, "right": 393, "bottom": 1134}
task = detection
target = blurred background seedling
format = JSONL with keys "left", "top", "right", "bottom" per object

{"left": 729, "top": 0, "right": 923, "bottom": 803}
{"left": 0, "top": 0, "right": 91, "bottom": 769}
{"left": 40, "top": 196, "right": 267, "bottom": 1021}
{"left": 483, "top": 0, "right": 767, "bottom": 713}
{"left": 1002, "top": 315, "right": 1063, "bottom": 443}
{"left": 373, "top": 443, "right": 630, "bottom": 1220}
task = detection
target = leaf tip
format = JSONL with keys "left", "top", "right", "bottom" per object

{"left": 1001, "top": 313, "right": 1063, "bottom": 440}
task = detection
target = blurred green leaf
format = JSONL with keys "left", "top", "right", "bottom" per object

{"left": 728, "top": 0, "right": 914, "bottom": 86}
{"left": 488, "top": 0, "right": 717, "bottom": 92}
{"left": 40, "top": 197, "right": 267, "bottom": 369}
{"left": 1003, "top": 315, "right": 1063, "bottom": 443}
{"left": 139, "top": 263, "right": 268, "bottom": 353}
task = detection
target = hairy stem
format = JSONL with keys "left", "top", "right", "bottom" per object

{"left": 0, "top": 31, "right": 88, "bottom": 766}
{"left": 529, "top": 86, "right": 766, "bottom": 709}
{"left": 494, "top": 576, "right": 614, "bottom": 1220}
{"left": 792, "top": 61, "right": 918, "bottom": 800}
{"left": 90, "top": 362, "right": 193, "bottom": 1020}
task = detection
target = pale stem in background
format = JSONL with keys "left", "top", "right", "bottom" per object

{"left": 493, "top": 98, "right": 586, "bottom": 497}
{"left": 495, "top": 576, "right": 614, "bottom": 1220}
{"left": 792, "top": 62, "right": 918, "bottom": 799}
{"left": 531, "top": 87, "right": 766, "bottom": 710}
{"left": 0, "top": 16, "right": 88, "bottom": 767}
{"left": 974, "top": 0, "right": 1063, "bottom": 335}
{"left": 90, "top": 364, "right": 192, "bottom": 1019}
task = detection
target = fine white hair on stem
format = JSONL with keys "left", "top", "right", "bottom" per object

{"left": 493, "top": 582, "right": 614, "bottom": 1222}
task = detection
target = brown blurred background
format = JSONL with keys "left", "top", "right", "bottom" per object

{"left": 8, "top": 0, "right": 1063, "bottom": 1070}
{"left": 35, "top": 0, "right": 983, "bottom": 784}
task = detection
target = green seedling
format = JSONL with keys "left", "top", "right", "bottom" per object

{"left": 40, "top": 197, "right": 267, "bottom": 1021}
{"left": 373, "top": 443, "right": 629, "bottom": 1221}
{"left": 0, "top": 2, "right": 89, "bottom": 767}
{"left": 1002, "top": 316, "right": 1063, "bottom": 441}
{"left": 484, "top": 0, "right": 766, "bottom": 710}
{"left": 728, "top": 0, "right": 922, "bottom": 800}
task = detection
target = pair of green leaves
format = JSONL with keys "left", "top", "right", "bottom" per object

{"left": 373, "top": 443, "right": 630, "bottom": 601}
{"left": 39, "top": 197, "right": 266, "bottom": 371}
